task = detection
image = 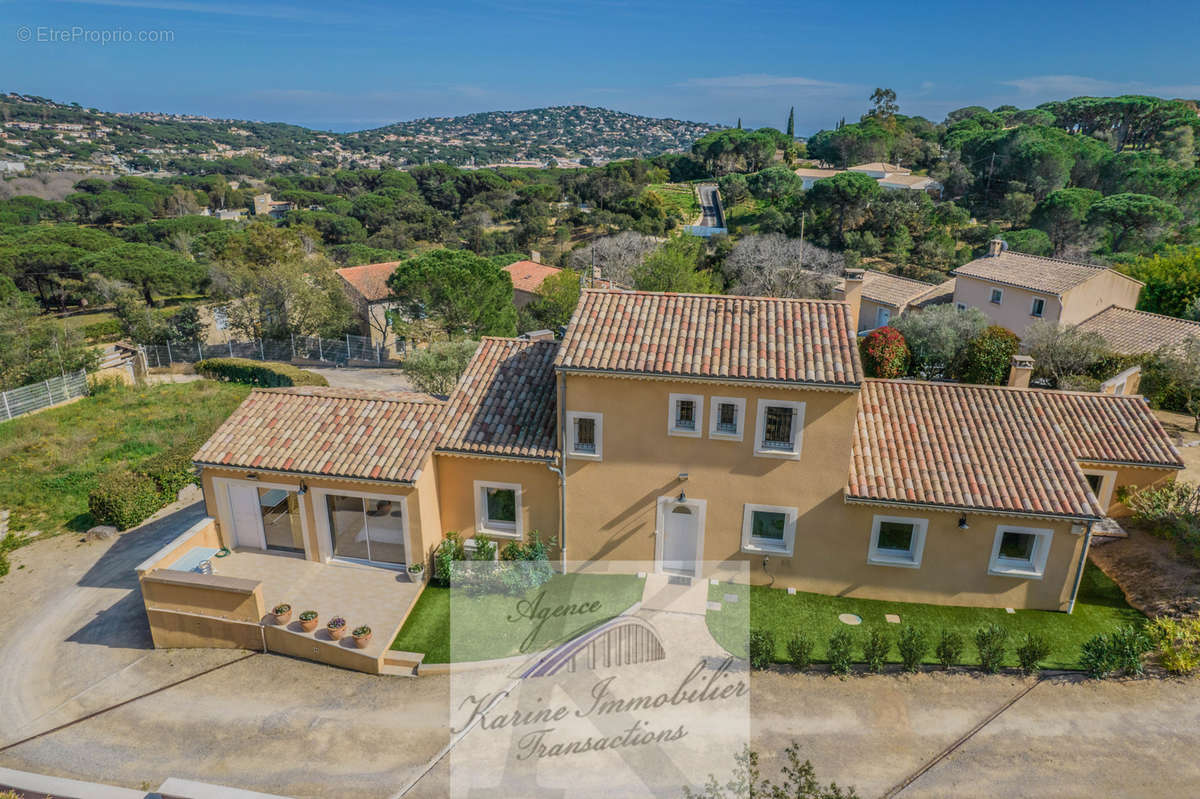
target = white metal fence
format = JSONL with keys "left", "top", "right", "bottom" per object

{"left": 0, "top": 370, "right": 89, "bottom": 422}
{"left": 140, "top": 333, "right": 389, "bottom": 369}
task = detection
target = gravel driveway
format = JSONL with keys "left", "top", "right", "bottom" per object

{"left": 2, "top": 507, "right": 1198, "bottom": 798}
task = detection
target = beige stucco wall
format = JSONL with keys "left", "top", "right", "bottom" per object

{"left": 1059, "top": 271, "right": 1142, "bottom": 326}
{"left": 200, "top": 465, "right": 432, "bottom": 566}
{"left": 433, "top": 453, "right": 561, "bottom": 555}
{"left": 1078, "top": 461, "right": 1178, "bottom": 518}
{"left": 953, "top": 276, "right": 1062, "bottom": 337}
{"left": 558, "top": 372, "right": 1087, "bottom": 610}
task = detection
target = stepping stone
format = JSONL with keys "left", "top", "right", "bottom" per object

{"left": 723, "top": 593, "right": 740, "bottom": 603}
{"left": 787, "top": 587, "right": 796, "bottom": 595}
{"left": 838, "top": 613, "right": 862, "bottom": 626}
{"left": 706, "top": 601, "right": 722, "bottom": 612}
{"left": 885, "top": 614, "right": 901, "bottom": 624}
{"left": 1005, "top": 608, "right": 1016, "bottom": 614}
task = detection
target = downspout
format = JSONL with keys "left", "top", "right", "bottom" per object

{"left": 1065, "top": 520, "right": 1095, "bottom": 615}
{"left": 546, "top": 371, "right": 567, "bottom": 573}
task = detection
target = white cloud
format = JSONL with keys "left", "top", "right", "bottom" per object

{"left": 677, "top": 74, "right": 850, "bottom": 91}
{"left": 1002, "top": 75, "right": 1200, "bottom": 98}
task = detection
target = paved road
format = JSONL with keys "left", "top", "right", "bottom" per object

{"left": 306, "top": 366, "right": 415, "bottom": 393}
{"left": 696, "top": 183, "right": 724, "bottom": 227}
{"left": 2, "top": 516, "right": 1199, "bottom": 798}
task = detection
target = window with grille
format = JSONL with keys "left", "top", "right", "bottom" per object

{"left": 763, "top": 406, "right": 793, "bottom": 448}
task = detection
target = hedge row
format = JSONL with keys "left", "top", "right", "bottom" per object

{"left": 87, "top": 436, "right": 206, "bottom": 531}
{"left": 194, "top": 358, "right": 328, "bottom": 387}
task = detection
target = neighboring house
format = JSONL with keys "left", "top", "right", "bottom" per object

{"left": 794, "top": 162, "right": 942, "bottom": 195}
{"left": 1075, "top": 305, "right": 1200, "bottom": 356}
{"left": 251, "top": 193, "right": 293, "bottom": 219}
{"left": 503, "top": 260, "right": 564, "bottom": 308}
{"left": 833, "top": 269, "right": 949, "bottom": 332}
{"left": 335, "top": 261, "right": 403, "bottom": 355}
{"left": 180, "top": 287, "right": 1181, "bottom": 623}
{"left": 952, "top": 240, "right": 1143, "bottom": 337}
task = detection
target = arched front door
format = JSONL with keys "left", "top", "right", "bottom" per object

{"left": 656, "top": 497, "right": 706, "bottom": 576}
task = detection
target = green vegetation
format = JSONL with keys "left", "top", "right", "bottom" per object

{"left": 707, "top": 563, "right": 1143, "bottom": 669}
{"left": 0, "top": 381, "right": 249, "bottom": 536}
{"left": 645, "top": 183, "right": 700, "bottom": 221}
{"left": 390, "top": 573, "right": 645, "bottom": 663}
{"left": 194, "top": 358, "right": 328, "bottom": 388}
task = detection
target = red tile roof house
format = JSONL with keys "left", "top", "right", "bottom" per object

{"left": 502, "top": 259, "right": 622, "bottom": 309}
{"left": 335, "top": 261, "right": 403, "bottom": 355}
{"left": 140, "top": 286, "right": 1183, "bottom": 671}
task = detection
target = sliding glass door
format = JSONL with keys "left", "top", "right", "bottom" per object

{"left": 324, "top": 493, "right": 407, "bottom": 567}
{"left": 258, "top": 488, "right": 305, "bottom": 553}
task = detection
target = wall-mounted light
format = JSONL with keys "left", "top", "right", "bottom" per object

{"left": 297, "top": 480, "right": 308, "bottom": 496}
{"left": 676, "top": 490, "right": 687, "bottom": 503}
{"left": 677, "top": 472, "right": 689, "bottom": 481}
{"left": 245, "top": 472, "right": 259, "bottom": 481}
{"left": 958, "top": 515, "right": 970, "bottom": 530}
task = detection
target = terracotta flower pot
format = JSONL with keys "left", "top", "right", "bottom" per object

{"left": 328, "top": 623, "right": 347, "bottom": 640}
{"left": 353, "top": 632, "right": 372, "bottom": 649}
{"left": 272, "top": 608, "right": 292, "bottom": 626}
{"left": 299, "top": 615, "right": 319, "bottom": 632}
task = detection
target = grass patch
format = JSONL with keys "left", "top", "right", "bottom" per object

{"left": 0, "top": 380, "right": 249, "bottom": 536}
{"left": 646, "top": 183, "right": 700, "bottom": 221}
{"left": 707, "top": 563, "right": 1143, "bottom": 669}
{"left": 391, "top": 573, "right": 645, "bottom": 663}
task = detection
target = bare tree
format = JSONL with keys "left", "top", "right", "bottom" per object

{"left": 723, "top": 234, "right": 844, "bottom": 299}
{"left": 567, "top": 231, "right": 662, "bottom": 289}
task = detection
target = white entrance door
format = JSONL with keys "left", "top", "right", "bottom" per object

{"left": 662, "top": 504, "right": 700, "bottom": 576}
{"left": 227, "top": 483, "right": 265, "bottom": 549}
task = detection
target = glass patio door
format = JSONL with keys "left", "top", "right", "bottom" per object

{"left": 324, "top": 494, "right": 406, "bottom": 566}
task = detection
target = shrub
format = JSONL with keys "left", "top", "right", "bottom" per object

{"left": 786, "top": 632, "right": 814, "bottom": 670}
{"left": 0, "top": 533, "right": 20, "bottom": 579}
{"left": 860, "top": 326, "right": 909, "bottom": 379}
{"left": 975, "top": 623, "right": 1010, "bottom": 673}
{"left": 1079, "top": 633, "right": 1119, "bottom": 678}
{"left": 862, "top": 627, "right": 892, "bottom": 673}
{"left": 1016, "top": 633, "right": 1051, "bottom": 675}
{"left": 956, "top": 326, "right": 1020, "bottom": 385}
{"left": 936, "top": 629, "right": 965, "bottom": 669}
{"left": 87, "top": 470, "right": 162, "bottom": 530}
{"left": 194, "top": 357, "right": 328, "bottom": 387}
{"left": 1147, "top": 616, "right": 1200, "bottom": 675}
{"left": 81, "top": 317, "right": 123, "bottom": 341}
{"left": 400, "top": 340, "right": 480, "bottom": 395}
{"left": 432, "top": 531, "right": 466, "bottom": 586}
{"left": 828, "top": 628, "right": 855, "bottom": 676}
{"left": 471, "top": 534, "right": 496, "bottom": 561}
{"left": 1127, "top": 482, "right": 1200, "bottom": 563}
{"left": 897, "top": 626, "right": 929, "bottom": 672}
{"left": 748, "top": 629, "right": 776, "bottom": 670}
{"left": 135, "top": 443, "right": 201, "bottom": 498}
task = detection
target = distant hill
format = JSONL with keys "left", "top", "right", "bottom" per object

{"left": 0, "top": 93, "right": 721, "bottom": 175}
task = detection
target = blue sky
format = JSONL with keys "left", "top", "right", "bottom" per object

{"left": 2, "top": 0, "right": 1198, "bottom": 134}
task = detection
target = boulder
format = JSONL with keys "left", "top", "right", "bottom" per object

{"left": 86, "top": 525, "right": 119, "bottom": 542}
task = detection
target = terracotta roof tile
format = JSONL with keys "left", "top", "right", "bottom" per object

{"left": 555, "top": 290, "right": 863, "bottom": 387}
{"left": 439, "top": 337, "right": 559, "bottom": 459}
{"left": 193, "top": 387, "right": 442, "bottom": 482}
{"left": 838, "top": 270, "right": 941, "bottom": 309}
{"left": 953, "top": 251, "right": 1129, "bottom": 296}
{"left": 849, "top": 380, "right": 1181, "bottom": 519}
{"left": 336, "top": 261, "right": 401, "bottom": 302}
{"left": 503, "top": 260, "right": 561, "bottom": 295}
{"left": 1076, "top": 305, "right": 1200, "bottom": 356}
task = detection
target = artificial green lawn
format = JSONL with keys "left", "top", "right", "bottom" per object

{"left": 707, "top": 562, "right": 1143, "bottom": 670}
{"left": 391, "top": 573, "right": 645, "bottom": 663}
{"left": 0, "top": 380, "right": 250, "bottom": 535}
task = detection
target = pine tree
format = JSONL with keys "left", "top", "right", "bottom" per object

{"left": 736, "top": 117, "right": 742, "bottom": 130}
{"left": 786, "top": 106, "right": 795, "bottom": 138}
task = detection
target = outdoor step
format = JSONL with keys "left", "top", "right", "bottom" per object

{"left": 383, "top": 650, "right": 425, "bottom": 669}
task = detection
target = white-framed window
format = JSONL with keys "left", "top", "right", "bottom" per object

{"left": 1030, "top": 297, "right": 1046, "bottom": 317}
{"left": 875, "top": 307, "right": 892, "bottom": 328}
{"left": 955, "top": 302, "right": 967, "bottom": 312}
{"left": 668, "top": 393, "right": 704, "bottom": 437}
{"left": 566, "top": 411, "right": 603, "bottom": 460}
{"left": 754, "top": 399, "right": 805, "bottom": 459}
{"left": 473, "top": 480, "right": 523, "bottom": 539}
{"left": 990, "top": 288, "right": 1003, "bottom": 305}
{"left": 1081, "top": 467, "right": 1118, "bottom": 511}
{"left": 867, "top": 515, "right": 927, "bottom": 568}
{"left": 740, "top": 503, "right": 798, "bottom": 556}
{"left": 708, "top": 396, "right": 746, "bottom": 441}
{"left": 987, "top": 525, "right": 1053, "bottom": 579}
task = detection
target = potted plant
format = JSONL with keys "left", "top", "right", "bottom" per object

{"left": 298, "top": 610, "right": 319, "bottom": 632}
{"left": 408, "top": 562, "right": 424, "bottom": 577}
{"left": 271, "top": 603, "right": 292, "bottom": 626}
{"left": 327, "top": 616, "right": 348, "bottom": 640}
{"left": 353, "top": 625, "right": 372, "bottom": 649}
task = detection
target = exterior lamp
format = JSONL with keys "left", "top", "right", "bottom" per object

{"left": 958, "top": 515, "right": 970, "bottom": 530}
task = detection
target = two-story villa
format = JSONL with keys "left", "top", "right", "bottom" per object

{"left": 183, "top": 289, "right": 1182, "bottom": 619}
{"left": 952, "top": 240, "right": 1143, "bottom": 337}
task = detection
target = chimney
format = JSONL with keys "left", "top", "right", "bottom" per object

{"left": 1007, "top": 355, "right": 1034, "bottom": 388}
{"left": 988, "top": 238, "right": 1005, "bottom": 258}
{"left": 843, "top": 269, "right": 865, "bottom": 334}
{"left": 529, "top": 250, "right": 541, "bottom": 264}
